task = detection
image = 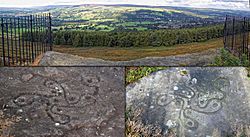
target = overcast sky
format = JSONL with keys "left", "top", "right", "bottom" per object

{"left": 0, "top": 0, "right": 249, "bottom": 10}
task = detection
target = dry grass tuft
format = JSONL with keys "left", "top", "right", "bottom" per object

{"left": 231, "top": 124, "right": 250, "bottom": 137}
{"left": 0, "top": 111, "right": 21, "bottom": 137}
{"left": 126, "top": 108, "right": 177, "bottom": 137}
{"left": 32, "top": 53, "right": 44, "bottom": 66}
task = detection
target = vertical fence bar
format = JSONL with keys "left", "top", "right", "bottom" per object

{"left": 43, "top": 14, "right": 47, "bottom": 53}
{"left": 232, "top": 17, "right": 235, "bottom": 51}
{"left": 30, "top": 15, "right": 34, "bottom": 62}
{"left": 40, "top": 14, "right": 43, "bottom": 53}
{"left": 36, "top": 15, "right": 39, "bottom": 55}
{"left": 27, "top": 15, "right": 31, "bottom": 63}
{"left": 49, "top": 13, "right": 52, "bottom": 51}
{"left": 224, "top": 16, "right": 250, "bottom": 62}
{"left": 248, "top": 18, "right": 250, "bottom": 60}
{"left": 18, "top": 17, "right": 22, "bottom": 66}
{"left": 239, "top": 18, "right": 242, "bottom": 58}
{"left": 22, "top": 16, "right": 25, "bottom": 65}
{"left": 1, "top": 14, "right": 52, "bottom": 66}
{"left": 1, "top": 18, "right": 5, "bottom": 66}
{"left": 26, "top": 16, "right": 29, "bottom": 64}
{"left": 41, "top": 14, "right": 44, "bottom": 53}
{"left": 247, "top": 18, "right": 250, "bottom": 60}
{"left": 23, "top": 16, "right": 26, "bottom": 65}
{"left": 44, "top": 14, "right": 47, "bottom": 52}
{"left": 242, "top": 17, "right": 245, "bottom": 54}
{"left": 38, "top": 15, "right": 42, "bottom": 55}
{"left": 44, "top": 14, "right": 46, "bottom": 52}
{"left": 17, "top": 17, "right": 22, "bottom": 66}
{"left": 10, "top": 18, "right": 14, "bottom": 65}
{"left": 223, "top": 15, "right": 227, "bottom": 49}
{"left": 37, "top": 15, "right": 42, "bottom": 54}
{"left": 14, "top": 17, "right": 18, "bottom": 65}
{"left": 35, "top": 15, "right": 38, "bottom": 58}
{"left": 6, "top": 18, "right": 10, "bottom": 66}
{"left": 46, "top": 14, "right": 49, "bottom": 52}
{"left": 45, "top": 14, "right": 48, "bottom": 52}
{"left": 243, "top": 17, "right": 247, "bottom": 55}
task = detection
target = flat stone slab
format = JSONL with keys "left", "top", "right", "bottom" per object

{"left": 39, "top": 49, "right": 219, "bottom": 66}
{"left": 0, "top": 67, "right": 125, "bottom": 137}
{"left": 126, "top": 67, "right": 250, "bottom": 137}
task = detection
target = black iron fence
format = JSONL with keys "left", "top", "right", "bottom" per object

{"left": 0, "top": 13, "right": 52, "bottom": 66}
{"left": 224, "top": 15, "right": 250, "bottom": 60}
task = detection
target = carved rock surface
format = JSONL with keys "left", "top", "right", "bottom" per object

{"left": 0, "top": 67, "right": 125, "bottom": 137}
{"left": 126, "top": 67, "right": 250, "bottom": 137}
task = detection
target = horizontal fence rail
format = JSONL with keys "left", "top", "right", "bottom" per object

{"left": 224, "top": 15, "right": 250, "bottom": 60}
{"left": 0, "top": 13, "right": 52, "bottom": 66}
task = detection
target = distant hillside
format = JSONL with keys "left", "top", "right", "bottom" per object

{"left": 1, "top": 4, "right": 250, "bottom": 31}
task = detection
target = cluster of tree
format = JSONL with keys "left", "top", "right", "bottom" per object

{"left": 53, "top": 24, "right": 224, "bottom": 47}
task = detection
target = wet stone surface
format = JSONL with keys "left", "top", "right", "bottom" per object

{"left": 0, "top": 67, "right": 125, "bottom": 137}
{"left": 126, "top": 67, "right": 250, "bottom": 137}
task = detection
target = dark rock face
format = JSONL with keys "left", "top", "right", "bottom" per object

{"left": 0, "top": 67, "right": 125, "bottom": 137}
{"left": 126, "top": 67, "right": 250, "bottom": 137}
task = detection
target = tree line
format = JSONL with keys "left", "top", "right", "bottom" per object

{"left": 53, "top": 24, "right": 224, "bottom": 47}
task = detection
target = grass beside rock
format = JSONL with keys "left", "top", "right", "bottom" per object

{"left": 126, "top": 67, "right": 167, "bottom": 85}
{"left": 212, "top": 49, "right": 250, "bottom": 67}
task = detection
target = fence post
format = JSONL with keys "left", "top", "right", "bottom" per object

{"left": 30, "top": 15, "right": 34, "bottom": 62}
{"left": 27, "top": 15, "right": 31, "bottom": 63}
{"left": 21, "top": 16, "right": 25, "bottom": 65}
{"left": 223, "top": 15, "right": 228, "bottom": 49}
{"left": 1, "top": 18, "right": 5, "bottom": 66}
{"left": 17, "top": 17, "right": 22, "bottom": 66}
{"left": 10, "top": 18, "right": 14, "bottom": 64}
{"left": 49, "top": 13, "right": 52, "bottom": 51}
{"left": 232, "top": 17, "right": 235, "bottom": 51}
{"left": 45, "top": 14, "right": 48, "bottom": 52}
{"left": 38, "top": 15, "right": 42, "bottom": 54}
{"left": 35, "top": 15, "right": 38, "bottom": 58}
{"left": 242, "top": 17, "right": 245, "bottom": 55}
{"left": 6, "top": 18, "right": 10, "bottom": 66}
{"left": 14, "top": 17, "right": 18, "bottom": 64}
{"left": 41, "top": 14, "right": 44, "bottom": 53}
{"left": 248, "top": 18, "right": 250, "bottom": 60}
{"left": 25, "top": 16, "right": 28, "bottom": 65}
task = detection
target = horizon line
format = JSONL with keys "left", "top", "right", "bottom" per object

{"left": 0, "top": 3, "right": 249, "bottom": 11}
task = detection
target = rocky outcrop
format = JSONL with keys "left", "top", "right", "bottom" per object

{"left": 0, "top": 67, "right": 125, "bottom": 137}
{"left": 126, "top": 67, "right": 250, "bottom": 137}
{"left": 39, "top": 49, "right": 219, "bottom": 66}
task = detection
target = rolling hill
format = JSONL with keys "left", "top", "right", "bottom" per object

{"left": 1, "top": 4, "right": 250, "bottom": 31}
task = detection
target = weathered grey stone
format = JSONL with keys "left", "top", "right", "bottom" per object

{"left": 39, "top": 49, "right": 219, "bottom": 66}
{"left": 0, "top": 67, "right": 125, "bottom": 137}
{"left": 126, "top": 67, "right": 250, "bottom": 137}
